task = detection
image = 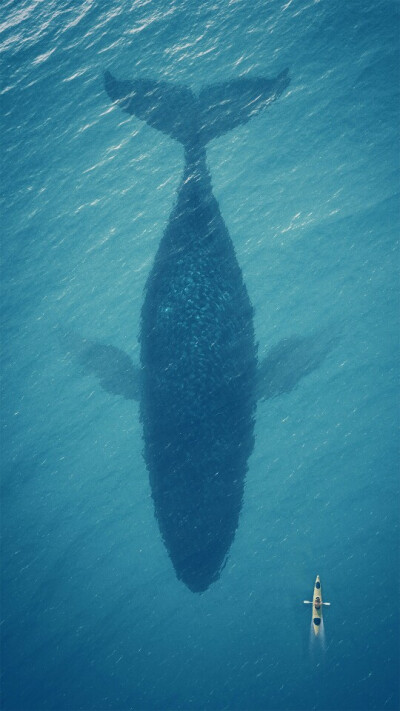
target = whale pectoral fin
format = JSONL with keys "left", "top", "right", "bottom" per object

{"left": 104, "top": 71, "right": 196, "bottom": 144}
{"left": 61, "top": 332, "right": 140, "bottom": 401}
{"left": 198, "top": 69, "right": 290, "bottom": 143}
{"left": 257, "top": 332, "right": 337, "bottom": 401}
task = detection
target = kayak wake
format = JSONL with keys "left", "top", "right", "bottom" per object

{"left": 309, "top": 618, "right": 326, "bottom": 657}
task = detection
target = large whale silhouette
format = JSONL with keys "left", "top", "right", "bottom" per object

{"left": 102, "top": 69, "right": 290, "bottom": 592}
{"left": 66, "top": 69, "right": 332, "bottom": 592}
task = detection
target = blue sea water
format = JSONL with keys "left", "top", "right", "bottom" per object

{"left": 1, "top": 1, "right": 399, "bottom": 710}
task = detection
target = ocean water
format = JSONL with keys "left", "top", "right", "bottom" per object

{"left": 1, "top": 1, "right": 399, "bottom": 710}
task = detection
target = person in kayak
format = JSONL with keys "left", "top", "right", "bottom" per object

{"left": 314, "top": 596, "right": 322, "bottom": 610}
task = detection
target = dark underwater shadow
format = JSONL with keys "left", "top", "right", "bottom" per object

{"left": 62, "top": 67, "right": 337, "bottom": 593}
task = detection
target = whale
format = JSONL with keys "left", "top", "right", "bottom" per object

{"left": 102, "top": 68, "right": 290, "bottom": 592}
{"left": 65, "top": 68, "right": 332, "bottom": 592}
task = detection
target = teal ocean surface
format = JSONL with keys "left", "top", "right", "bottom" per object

{"left": 1, "top": 1, "right": 399, "bottom": 710}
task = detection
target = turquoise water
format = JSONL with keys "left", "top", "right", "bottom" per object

{"left": 1, "top": 1, "right": 399, "bottom": 710}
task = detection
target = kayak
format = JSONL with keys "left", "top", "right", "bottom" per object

{"left": 303, "top": 574, "right": 330, "bottom": 636}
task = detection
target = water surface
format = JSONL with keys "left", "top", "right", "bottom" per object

{"left": 1, "top": 1, "right": 399, "bottom": 709}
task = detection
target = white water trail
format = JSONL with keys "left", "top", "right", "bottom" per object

{"left": 309, "top": 619, "right": 327, "bottom": 661}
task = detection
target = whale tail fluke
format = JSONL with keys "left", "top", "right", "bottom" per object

{"left": 198, "top": 68, "right": 290, "bottom": 143}
{"left": 103, "top": 68, "right": 290, "bottom": 147}
{"left": 103, "top": 71, "right": 197, "bottom": 145}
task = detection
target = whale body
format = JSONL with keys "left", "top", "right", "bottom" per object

{"left": 102, "top": 68, "right": 290, "bottom": 592}
{"left": 67, "top": 70, "right": 332, "bottom": 591}
{"left": 140, "top": 145, "right": 258, "bottom": 593}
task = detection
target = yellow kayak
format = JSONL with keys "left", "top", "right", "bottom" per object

{"left": 303, "top": 575, "right": 330, "bottom": 636}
